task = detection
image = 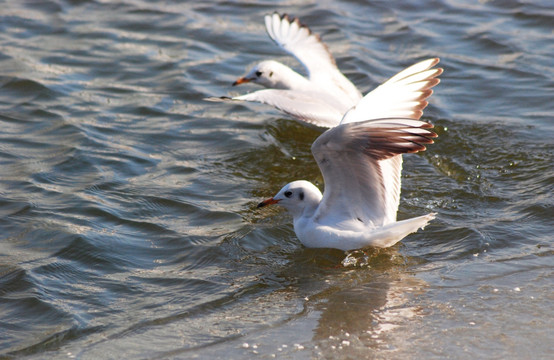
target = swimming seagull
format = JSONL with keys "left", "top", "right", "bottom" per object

{"left": 208, "top": 13, "right": 442, "bottom": 128}
{"left": 257, "top": 118, "right": 438, "bottom": 251}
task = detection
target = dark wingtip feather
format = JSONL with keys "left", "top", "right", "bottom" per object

{"left": 204, "top": 96, "right": 233, "bottom": 102}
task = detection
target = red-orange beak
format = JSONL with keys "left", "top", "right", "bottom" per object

{"left": 232, "top": 77, "right": 251, "bottom": 86}
{"left": 257, "top": 197, "right": 280, "bottom": 208}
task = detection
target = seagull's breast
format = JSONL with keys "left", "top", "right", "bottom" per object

{"left": 294, "top": 214, "right": 373, "bottom": 249}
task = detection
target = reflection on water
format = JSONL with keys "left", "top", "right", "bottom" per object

{"left": 0, "top": 0, "right": 552, "bottom": 359}
{"left": 139, "top": 248, "right": 431, "bottom": 359}
{"left": 310, "top": 261, "right": 428, "bottom": 357}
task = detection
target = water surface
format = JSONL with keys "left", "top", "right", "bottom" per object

{"left": 0, "top": 0, "right": 552, "bottom": 359}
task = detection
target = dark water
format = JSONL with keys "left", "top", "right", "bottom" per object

{"left": 0, "top": 0, "right": 552, "bottom": 359}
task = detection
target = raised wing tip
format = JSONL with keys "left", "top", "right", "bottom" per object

{"left": 395, "top": 119, "right": 438, "bottom": 147}
{"left": 263, "top": 11, "right": 333, "bottom": 69}
{"left": 410, "top": 110, "right": 424, "bottom": 119}
{"left": 414, "top": 57, "right": 441, "bottom": 70}
{"left": 416, "top": 77, "right": 441, "bottom": 90}
{"left": 393, "top": 126, "right": 438, "bottom": 155}
{"left": 417, "top": 133, "right": 437, "bottom": 142}
{"left": 424, "top": 67, "right": 443, "bottom": 81}
{"left": 418, "top": 89, "right": 433, "bottom": 101}
{"left": 266, "top": 12, "right": 314, "bottom": 36}
{"left": 313, "top": 118, "right": 439, "bottom": 165}
{"left": 426, "top": 128, "right": 439, "bottom": 137}
{"left": 405, "top": 144, "right": 428, "bottom": 153}
{"left": 418, "top": 58, "right": 440, "bottom": 69}
{"left": 430, "top": 77, "right": 441, "bottom": 86}
{"left": 414, "top": 101, "right": 428, "bottom": 112}
{"left": 419, "top": 121, "right": 435, "bottom": 129}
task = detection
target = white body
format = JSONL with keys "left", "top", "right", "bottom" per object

{"left": 295, "top": 210, "right": 435, "bottom": 250}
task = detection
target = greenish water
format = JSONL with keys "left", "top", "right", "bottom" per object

{"left": 0, "top": 1, "right": 552, "bottom": 359}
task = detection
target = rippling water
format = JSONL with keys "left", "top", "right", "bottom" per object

{"left": 0, "top": 1, "right": 552, "bottom": 359}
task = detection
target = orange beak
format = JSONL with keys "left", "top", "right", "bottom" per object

{"left": 257, "top": 197, "right": 280, "bottom": 208}
{"left": 232, "top": 77, "right": 251, "bottom": 86}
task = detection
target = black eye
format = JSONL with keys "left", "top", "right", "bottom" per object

{"left": 284, "top": 190, "right": 292, "bottom": 198}
{"left": 299, "top": 192, "right": 304, "bottom": 200}
{"left": 269, "top": 71, "right": 273, "bottom": 77}
{"left": 255, "top": 71, "right": 262, "bottom": 77}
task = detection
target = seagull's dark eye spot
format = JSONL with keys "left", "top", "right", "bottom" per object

{"left": 299, "top": 192, "right": 304, "bottom": 201}
{"left": 269, "top": 71, "right": 274, "bottom": 77}
{"left": 255, "top": 71, "right": 262, "bottom": 77}
{"left": 284, "top": 190, "right": 293, "bottom": 198}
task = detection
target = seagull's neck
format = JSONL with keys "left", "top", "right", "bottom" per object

{"left": 291, "top": 194, "right": 322, "bottom": 222}
{"left": 271, "top": 63, "right": 312, "bottom": 91}
{"left": 299, "top": 200, "right": 320, "bottom": 219}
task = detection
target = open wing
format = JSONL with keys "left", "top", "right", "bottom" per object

{"left": 312, "top": 118, "right": 437, "bottom": 228}
{"left": 264, "top": 13, "right": 361, "bottom": 106}
{"left": 337, "top": 59, "right": 442, "bottom": 222}
{"left": 341, "top": 58, "right": 442, "bottom": 124}
{"left": 205, "top": 89, "right": 344, "bottom": 127}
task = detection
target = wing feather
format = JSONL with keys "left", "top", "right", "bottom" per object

{"left": 216, "top": 89, "right": 345, "bottom": 127}
{"left": 312, "top": 118, "right": 437, "bottom": 227}
{"left": 341, "top": 58, "right": 443, "bottom": 124}
{"left": 265, "top": 13, "right": 336, "bottom": 77}
{"left": 264, "top": 13, "right": 361, "bottom": 105}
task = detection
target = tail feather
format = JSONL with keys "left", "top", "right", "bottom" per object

{"left": 367, "top": 213, "right": 436, "bottom": 248}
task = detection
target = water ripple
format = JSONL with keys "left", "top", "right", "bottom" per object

{"left": 0, "top": 1, "right": 552, "bottom": 359}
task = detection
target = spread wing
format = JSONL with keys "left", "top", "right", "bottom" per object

{"left": 208, "top": 58, "right": 442, "bottom": 129}
{"left": 336, "top": 58, "right": 442, "bottom": 223}
{"left": 264, "top": 13, "right": 362, "bottom": 106}
{"left": 311, "top": 118, "right": 437, "bottom": 228}
{"left": 205, "top": 89, "right": 344, "bottom": 127}
{"left": 341, "top": 58, "right": 443, "bottom": 124}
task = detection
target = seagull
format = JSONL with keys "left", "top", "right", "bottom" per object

{"left": 257, "top": 118, "right": 438, "bottom": 251}
{"left": 208, "top": 13, "right": 442, "bottom": 128}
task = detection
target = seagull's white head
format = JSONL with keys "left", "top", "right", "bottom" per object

{"left": 233, "top": 60, "right": 303, "bottom": 89}
{"left": 258, "top": 180, "right": 322, "bottom": 218}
